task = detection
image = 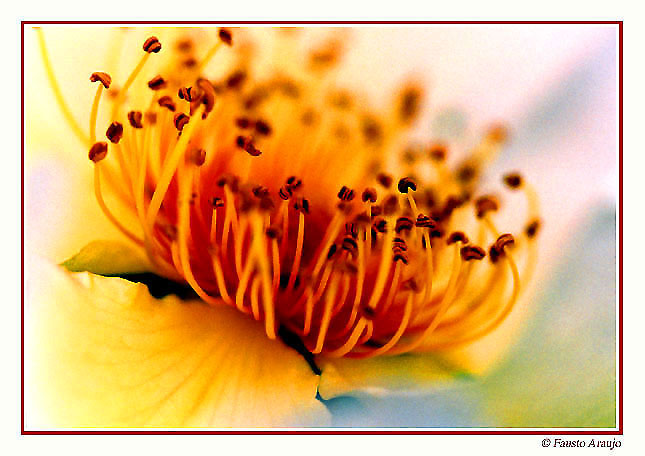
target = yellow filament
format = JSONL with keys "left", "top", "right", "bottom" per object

{"left": 365, "top": 216, "right": 395, "bottom": 310}
{"left": 358, "top": 294, "right": 413, "bottom": 358}
{"left": 286, "top": 212, "right": 305, "bottom": 290}
{"left": 312, "top": 275, "right": 340, "bottom": 354}
{"left": 326, "top": 318, "right": 367, "bottom": 358}
{"left": 210, "top": 253, "right": 233, "bottom": 306}
{"left": 194, "top": 41, "right": 223, "bottom": 75}
{"left": 145, "top": 107, "right": 204, "bottom": 231}
{"left": 389, "top": 243, "right": 462, "bottom": 354}
{"left": 36, "top": 28, "right": 89, "bottom": 145}
{"left": 271, "top": 239, "right": 281, "bottom": 292}
{"left": 250, "top": 214, "right": 276, "bottom": 339}
{"left": 111, "top": 53, "right": 150, "bottom": 120}
{"left": 250, "top": 276, "right": 261, "bottom": 320}
{"left": 93, "top": 164, "right": 143, "bottom": 245}
{"left": 89, "top": 85, "right": 103, "bottom": 143}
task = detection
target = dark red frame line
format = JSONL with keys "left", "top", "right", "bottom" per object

{"left": 20, "top": 20, "right": 623, "bottom": 436}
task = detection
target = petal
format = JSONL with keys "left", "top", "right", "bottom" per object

{"left": 317, "top": 354, "right": 470, "bottom": 400}
{"left": 25, "top": 257, "right": 329, "bottom": 428}
{"left": 62, "top": 240, "right": 152, "bottom": 275}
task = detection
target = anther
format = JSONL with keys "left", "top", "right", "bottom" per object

{"left": 428, "top": 143, "right": 447, "bottom": 162}
{"left": 456, "top": 163, "right": 477, "bottom": 184}
{"left": 178, "top": 86, "right": 196, "bottom": 102}
{"left": 354, "top": 213, "right": 371, "bottom": 225}
{"left": 255, "top": 119, "right": 272, "bottom": 136}
{"left": 398, "top": 85, "right": 422, "bottom": 123}
{"left": 127, "top": 111, "right": 143, "bottom": 128}
{"left": 196, "top": 78, "right": 216, "bottom": 118}
{"left": 186, "top": 147, "right": 206, "bottom": 166}
{"left": 252, "top": 185, "right": 269, "bottom": 198}
{"left": 266, "top": 225, "right": 283, "bottom": 239}
{"left": 236, "top": 117, "right": 252, "bottom": 129}
{"left": 495, "top": 233, "right": 515, "bottom": 251}
{"left": 218, "top": 28, "right": 233, "bottom": 46}
{"left": 397, "top": 177, "right": 417, "bottom": 194}
{"left": 393, "top": 252, "right": 409, "bottom": 264}
{"left": 174, "top": 112, "right": 190, "bottom": 132}
{"left": 286, "top": 176, "right": 302, "bottom": 191}
{"left": 377, "top": 173, "right": 393, "bottom": 188}
{"left": 373, "top": 218, "right": 387, "bottom": 233}
{"left": 362, "top": 187, "right": 377, "bottom": 203}
{"left": 345, "top": 223, "right": 359, "bottom": 239}
{"left": 293, "top": 197, "right": 310, "bottom": 214}
{"left": 503, "top": 172, "right": 523, "bottom": 189}
{"left": 447, "top": 231, "right": 469, "bottom": 245}
{"left": 88, "top": 142, "right": 108, "bottom": 163}
{"left": 461, "top": 245, "right": 486, "bottom": 261}
{"left": 327, "top": 244, "right": 338, "bottom": 260}
{"left": 525, "top": 219, "right": 541, "bottom": 238}
{"left": 105, "top": 122, "right": 123, "bottom": 143}
{"left": 475, "top": 195, "right": 499, "bottom": 218}
{"left": 217, "top": 175, "right": 240, "bottom": 193}
{"left": 158, "top": 96, "right": 176, "bottom": 112}
{"left": 361, "top": 306, "right": 377, "bottom": 320}
{"left": 342, "top": 237, "right": 358, "bottom": 256}
{"left": 211, "top": 197, "right": 224, "bottom": 208}
{"left": 147, "top": 75, "right": 167, "bottom": 90}
{"left": 415, "top": 214, "right": 436, "bottom": 229}
{"left": 143, "top": 36, "right": 162, "bottom": 53}
{"left": 487, "top": 124, "right": 508, "bottom": 144}
{"left": 393, "top": 237, "right": 407, "bottom": 251}
{"left": 395, "top": 217, "right": 414, "bottom": 234}
{"left": 337, "top": 186, "right": 355, "bottom": 201}
{"left": 90, "top": 72, "right": 111, "bottom": 89}
{"left": 226, "top": 70, "right": 247, "bottom": 90}
{"left": 278, "top": 186, "right": 292, "bottom": 200}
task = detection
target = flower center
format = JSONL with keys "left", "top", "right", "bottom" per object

{"left": 41, "top": 28, "right": 540, "bottom": 358}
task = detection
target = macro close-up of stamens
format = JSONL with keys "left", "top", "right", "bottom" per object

{"left": 22, "top": 24, "right": 619, "bottom": 431}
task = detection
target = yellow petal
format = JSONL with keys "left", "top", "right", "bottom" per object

{"left": 317, "top": 354, "right": 469, "bottom": 400}
{"left": 25, "top": 258, "right": 329, "bottom": 428}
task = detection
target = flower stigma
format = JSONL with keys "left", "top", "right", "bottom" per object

{"left": 39, "top": 27, "right": 541, "bottom": 359}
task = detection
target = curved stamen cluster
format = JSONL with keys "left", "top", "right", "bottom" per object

{"left": 41, "top": 28, "right": 540, "bottom": 358}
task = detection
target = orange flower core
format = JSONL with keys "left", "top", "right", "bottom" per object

{"left": 40, "top": 28, "right": 540, "bottom": 358}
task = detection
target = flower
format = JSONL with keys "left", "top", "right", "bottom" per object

{"left": 24, "top": 26, "right": 616, "bottom": 428}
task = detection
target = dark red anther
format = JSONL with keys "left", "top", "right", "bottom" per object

{"left": 255, "top": 119, "right": 272, "bottom": 136}
{"left": 342, "top": 236, "right": 358, "bottom": 254}
{"left": 293, "top": 197, "right": 310, "bottom": 214}
{"left": 236, "top": 117, "right": 252, "bottom": 129}
{"left": 90, "top": 72, "right": 111, "bottom": 89}
{"left": 178, "top": 86, "right": 195, "bottom": 102}
{"left": 88, "top": 142, "right": 108, "bottom": 163}
{"left": 337, "top": 186, "right": 356, "bottom": 201}
{"left": 395, "top": 217, "right": 414, "bottom": 234}
{"left": 525, "top": 219, "right": 541, "bottom": 238}
{"left": 398, "top": 177, "right": 417, "bottom": 194}
{"left": 252, "top": 185, "right": 269, "bottom": 198}
{"left": 402, "top": 278, "right": 420, "bottom": 292}
{"left": 415, "top": 214, "right": 436, "bottom": 229}
{"left": 475, "top": 195, "right": 499, "bottom": 218}
{"left": 327, "top": 244, "right": 338, "bottom": 260}
{"left": 461, "top": 245, "right": 486, "bottom": 261}
{"left": 158, "top": 96, "right": 176, "bottom": 112}
{"left": 128, "top": 111, "right": 143, "bottom": 129}
{"left": 211, "top": 197, "right": 224, "bottom": 208}
{"left": 361, "top": 187, "right": 377, "bottom": 203}
{"left": 345, "top": 223, "right": 358, "bottom": 239}
{"left": 278, "top": 186, "right": 292, "bottom": 200}
{"left": 428, "top": 143, "right": 447, "bottom": 162}
{"left": 174, "top": 113, "right": 190, "bottom": 132}
{"left": 393, "top": 252, "right": 409, "bottom": 264}
{"left": 218, "top": 28, "right": 233, "bottom": 46}
{"left": 447, "top": 231, "right": 469, "bottom": 245}
{"left": 196, "top": 78, "right": 216, "bottom": 119}
{"left": 105, "top": 122, "right": 123, "bottom": 144}
{"left": 503, "top": 172, "right": 523, "bottom": 189}
{"left": 147, "top": 75, "right": 167, "bottom": 90}
{"left": 143, "top": 36, "right": 162, "bottom": 53}
{"left": 266, "top": 225, "right": 283, "bottom": 239}
{"left": 376, "top": 173, "right": 393, "bottom": 188}
{"left": 373, "top": 218, "right": 387, "bottom": 233}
